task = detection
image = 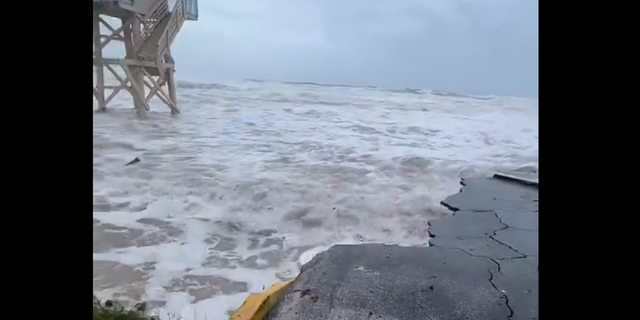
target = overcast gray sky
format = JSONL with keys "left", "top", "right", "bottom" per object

{"left": 111, "top": 0, "right": 538, "bottom": 97}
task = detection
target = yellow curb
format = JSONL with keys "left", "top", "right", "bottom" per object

{"left": 228, "top": 280, "right": 294, "bottom": 320}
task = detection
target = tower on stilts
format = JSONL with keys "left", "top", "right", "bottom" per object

{"left": 93, "top": 0, "right": 198, "bottom": 117}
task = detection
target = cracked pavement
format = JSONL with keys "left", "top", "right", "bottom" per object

{"left": 432, "top": 175, "right": 538, "bottom": 320}
{"left": 267, "top": 175, "right": 538, "bottom": 320}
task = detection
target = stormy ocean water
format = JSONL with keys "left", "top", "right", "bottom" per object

{"left": 93, "top": 77, "right": 538, "bottom": 319}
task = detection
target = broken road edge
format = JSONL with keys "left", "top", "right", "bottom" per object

{"left": 226, "top": 172, "right": 538, "bottom": 320}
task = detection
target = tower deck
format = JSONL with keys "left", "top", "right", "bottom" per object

{"left": 93, "top": 0, "right": 198, "bottom": 117}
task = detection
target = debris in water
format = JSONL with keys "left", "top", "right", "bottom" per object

{"left": 125, "top": 157, "right": 140, "bottom": 166}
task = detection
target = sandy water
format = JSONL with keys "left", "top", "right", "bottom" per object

{"left": 93, "top": 79, "right": 538, "bottom": 319}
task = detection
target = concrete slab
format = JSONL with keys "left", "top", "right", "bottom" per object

{"left": 493, "top": 172, "right": 538, "bottom": 187}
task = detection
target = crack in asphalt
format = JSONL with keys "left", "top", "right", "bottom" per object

{"left": 490, "top": 211, "right": 529, "bottom": 258}
{"left": 452, "top": 247, "right": 514, "bottom": 320}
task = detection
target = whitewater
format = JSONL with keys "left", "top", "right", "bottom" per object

{"left": 93, "top": 78, "right": 538, "bottom": 320}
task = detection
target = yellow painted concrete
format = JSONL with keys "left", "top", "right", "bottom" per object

{"left": 228, "top": 280, "right": 294, "bottom": 320}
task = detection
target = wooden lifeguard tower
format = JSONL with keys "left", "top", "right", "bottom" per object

{"left": 93, "top": 0, "right": 198, "bottom": 117}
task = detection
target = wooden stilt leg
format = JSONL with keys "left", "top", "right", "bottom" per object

{"left": 167, "top": 67, "right": 179, "bottom": 115}
{"left": 93, "top": 12, "right": 106, "bottom": 112}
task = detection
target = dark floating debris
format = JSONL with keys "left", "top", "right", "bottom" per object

{"left": 125, "top": 157, "right": 140, "bottom": 166}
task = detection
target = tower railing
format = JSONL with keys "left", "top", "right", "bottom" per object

{"left": 135, "top": 0, "right": 170, "bottom": 55}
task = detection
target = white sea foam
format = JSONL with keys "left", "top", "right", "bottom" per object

{"left": 93, "top": 75, "right": 538, "bottom": 320}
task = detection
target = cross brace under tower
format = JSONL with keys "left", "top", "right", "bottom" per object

{"left": 93, "top": 12, "right": 180, "bottom": 117}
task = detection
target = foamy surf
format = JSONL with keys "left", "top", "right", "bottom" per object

{"left": 93, "top": 76, "right": 537, "bottom": 320}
